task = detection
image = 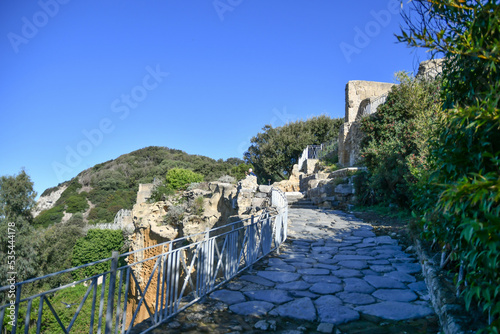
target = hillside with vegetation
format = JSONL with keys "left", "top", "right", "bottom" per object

{"left": 34, "top": 146, "right": 251, "bottom": 228}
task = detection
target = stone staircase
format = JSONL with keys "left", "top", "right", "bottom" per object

{"left": 285, "top": 192, "right": 318, "bottom": 209}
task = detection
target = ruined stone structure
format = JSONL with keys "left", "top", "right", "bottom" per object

{"left": 126, "top": 176, "right": 275, "bottom": 324}
{"left": 338, "top": 80, "right": 395, "bottom": 167}
{"left": 338, "top": 59, "right": 444, "bottom": 167}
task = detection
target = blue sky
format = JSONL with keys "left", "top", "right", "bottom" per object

{"left": 0, "top": 0, "right": 428, "bottom": 196}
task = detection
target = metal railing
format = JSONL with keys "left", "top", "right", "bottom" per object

{"left": 297, "top": 139, "right": 338, "bottom": 172}
{"left": 0, "top": 188, "right": 288, "bottom": 334}
{"left": 361, "top": 94, "right": 388, "bottom": 117}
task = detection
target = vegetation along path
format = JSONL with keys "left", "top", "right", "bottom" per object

{"left": 152, "top": 207, "right": 439, "bottom": 333}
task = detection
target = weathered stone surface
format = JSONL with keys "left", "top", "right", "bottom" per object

{"left": 309, "top": 283, "right": 343, "bottom": 294}
{"left": 356, "top": 301, "right": 434, "bottom": 320}
{"left": 210, "top": 290, "right": 246, "bottom": 305}
{"left": 333, "top": 254, "right": 375, "bottom": 261}
{"left": 289, "top": 290, "right": 320, "bottom": 299}
{"left": 239, "top": 275, "right": 275, "bottom": 287}
{"left": 372, "top": 289, "right": 418, "bottom": 302}
{"left": 265, "top": 264, "right": 297, "bottom": 272}
{"left": 408, "top": 281, "right": 427, "bottom": 292}
{"left": 276, "top": 281, "right": 312, "bottom": 291}
{"left": 314, "top": 264, "right": 339, "bottom": 271}
{"left": 302, "top": 275, "right": 342, "bottom": 284}
{"left": 229, "top": 301, "right": 274, "bottom": 316}
{"left": 317, "top": 323, "right": 335, "bottom": 334}
{"left": 339, "top": 80, "right": 395, "bottom": 166}
{"left": 270, "top": 297, "right": 317, "bottom": 321}
{"left": 254, "top": 320, "right": 269, "bottom": 330}
{"left": 364, "top": 275, "right": 407, "bottom": 289}
{"left": 337, "top": 260, "right": 368, "bottom": 270}
{"left": 336, "top": 292, "right": 376, "bottom": 305}
{"left": 315, "top": 295, "right": 359, "bottom": 325}
{"left": 384, "top": 271, "right": 417, "bottom": 283}
{"left": 258, "top": 185, "right": 272, "bottom": 193}
{"left": 393, "top": 262, "right": 422, "bottom": 274}
{"left": 257, "top": 271, "right": 300, "bottom": 283}
{"left": 369, "top": 265, "right": 395, "bottom": 273}
{"left": 343, "top": 278, "right": 376, "bottom": 294}
{"left": 244, "top": 290, "right": 293, "bottom": 304}
{"left": 331, "top": 269, "right": 363, "bottom": 278}
{"left": 268, "top": 257, "right": 287, "bottom": 266}
{"left": 352, "top": 230, "right": 376, "bottom": 238}
{"left": 297, "top": 268, "right": 330, "bottom": 275}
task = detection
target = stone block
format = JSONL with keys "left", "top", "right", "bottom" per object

{"left": 251, "top": 198, "right": 266, "bottom": 208}
{"left": 335, "top": 184, "right": 354, "bottom": 195}
{"left": 254, "top": 192, "right": 268, "bottom": 198}
{"left": 258, "top": 185, "right": 271, "bottom": 193}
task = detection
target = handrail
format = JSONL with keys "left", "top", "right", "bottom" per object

{"left": 297, "top": 140, "right": 338, "bottom": 172}
{"left": 0, "top": 189, "right": 288, "bottom": 334}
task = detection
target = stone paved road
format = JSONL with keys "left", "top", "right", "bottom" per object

{"left": 209, "top": 208, "right": 435, "bottom": 328}
{"left": 157, "top": 209, "right": 435, "bottom": 333}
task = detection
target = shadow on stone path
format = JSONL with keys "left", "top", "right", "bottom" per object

{"left": 154, "top": 208, "right": 440, "bottom": 333}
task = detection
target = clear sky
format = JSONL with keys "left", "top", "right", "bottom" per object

{"left": 0, "top": 0, "right": 428, "bottom": 196}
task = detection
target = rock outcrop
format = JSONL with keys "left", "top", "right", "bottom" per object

{"left": 126, "top": 177, "right": 275, "bottom": 325}
{"left": 32, "top": 185, "right": 67, "bottom": 217}
{"left": 273, "top": 165, "right": 302, "bottom": 192}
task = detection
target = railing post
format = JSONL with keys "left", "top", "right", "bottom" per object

{"left": 11, "top": 284, "right": 21, "bottom": 334}
{"left": 105, "top": 251, "right": 119, "bottom": 334}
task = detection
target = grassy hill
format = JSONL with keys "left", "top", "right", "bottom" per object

{"left": 34, "top": 146, "right": 248, "bottom": 227}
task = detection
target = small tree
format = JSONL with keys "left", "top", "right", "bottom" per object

{"left": 0, "top": 170, "right": 37, "bottom": 222}
{"left": 165, "top": 168, "right": 204, "bottom": 190}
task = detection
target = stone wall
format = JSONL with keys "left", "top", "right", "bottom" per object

{"left": 339, "top": 80, "right": 395, "bottom": 167}
{"left": 338, "top": 59, "right": 444, "bottom": 168}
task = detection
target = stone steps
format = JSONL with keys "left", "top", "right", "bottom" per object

{"left": 289, "top": 199, "right": 318, "bottom": 209}
{"left": 285, "top": 192, "right": 305, "bottom": 204}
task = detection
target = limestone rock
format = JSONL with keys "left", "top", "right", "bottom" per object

{"left": 33, "top": 184, "right": 67, "bottom": 217}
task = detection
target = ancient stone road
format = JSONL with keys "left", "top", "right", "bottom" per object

{"left": 208, "top": 208, "right": 435, "bottom": 329}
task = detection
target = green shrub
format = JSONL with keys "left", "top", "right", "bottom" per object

{"left": 55, "top": 179, "right": 82, "bottom": 206}
{"left": 193, "top": 196, "right": 204, "bottom": 216}
{"left": 72, "top": 229, "right": 125, "bottom": 280}
{"left": 149, "top": 184, "right": 175, "bottom": 203}
{"left": 66, "top": 194, "right": 89, "bottom": 213}
{"left": 163, "top": 205, "right": 185, "bottom": 225}
{"left": 230, "top": 163, "right": 254, "bottom": 181}
{"left": 358, "top": 72, "right": 442, "bottom": 208}
{"left": 33, "top": 205, "right": 65, "bottom": 227}
{"left": 398, "top": 1, "right": 500, "bottom": 330}
{"left": 166, "top": 168, "right": 204, "bottom": 190}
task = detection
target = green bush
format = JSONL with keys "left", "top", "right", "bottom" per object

{"left": 399, "top": 1, "right": 500, "bottom": 330}
{"left": 72, "top": 229, "right": 125, "bottom": 280}
{"left": 163, "top": 205, "right": 185, "bottom": 225}
{"left": 166, "top": 168, "right": 204, "bottom": 190}
{"left": 230, "top": 163, "right": 254, "bottom": 181}
{"left": 148, "top": 184, "right": 175, "bottom": 203}
{"left": 33, "top": 205, "right": 65, "bottom": 227}
{"left": 66, "top": 194, "right": 89, "bottom": 213}
{"left": 358, "top": 72, "right": 442, "bottom": 208}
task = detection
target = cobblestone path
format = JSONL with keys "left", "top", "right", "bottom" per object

{"left": 155, "top": 208, "right": 439, "bottom": 333}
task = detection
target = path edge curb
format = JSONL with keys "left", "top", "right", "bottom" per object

{"left": 415, "top": 239, "right": 472, "bottom": 334}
